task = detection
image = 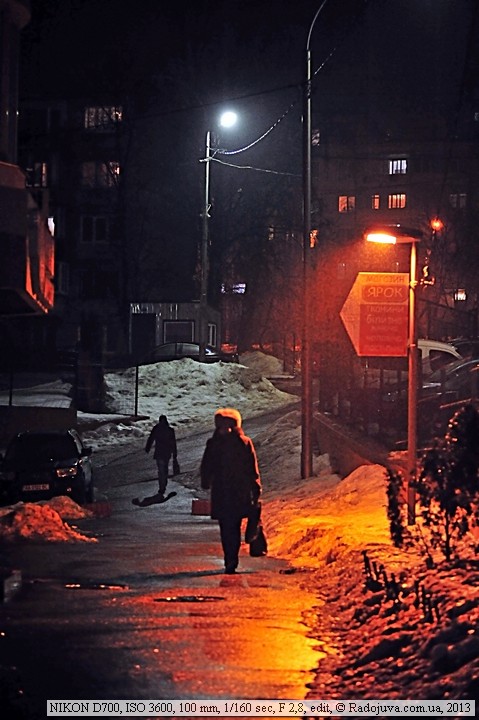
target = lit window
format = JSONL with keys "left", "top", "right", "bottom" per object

{"left": 81, "top": 161, "right": 120, "bottom": 188}
{"left": 389, "top": 158, "right": 407, "bottom": 174}
{"left": 220, "top": 283, "right": 246, "bottom": 294}
{"left": 449, "top": 193, "right": 467, "bottom": 208}
{"left": 371, "top": 194, "right": 380, "bottom": 210}
{"left": 81, "top": 216, "right": 109, "bottom": 243}
{"left": 338, "top": 195, "right": 355, "bottom": 212}
{"left": 454, "top": 289, "right": 467, "bottom": 302}
{"left": 84, "top": 106, "right": 123, "bottom": 130}
{"left": 388, "top": 193, "right": 406, "bottom": 209}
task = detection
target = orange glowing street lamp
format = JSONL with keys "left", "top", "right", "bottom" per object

{"left": 365, "top": 224, "right": 423, "bottom": 524}
{"left": 430, "top": 218, "right": 444, "bottom": 233}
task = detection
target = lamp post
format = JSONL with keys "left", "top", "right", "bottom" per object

{"left": 199, "top": 112, "right": 237, "bottom": 362}
{"left": 365, "top": 224, "right": 423, "bottom": 524}
{"left": 301, "top": 0, "right": 329, "bottom": 479}
{"left": 199, "top": 129, "right": 212, "bottom": 363}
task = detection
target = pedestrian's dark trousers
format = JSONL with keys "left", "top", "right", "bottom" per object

{"left": 155, "top": 458, "right": 169, "bottom": 494}
{"left": 218, "top": 515, "right": 242, "bottom": 571}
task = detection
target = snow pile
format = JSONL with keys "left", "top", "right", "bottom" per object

{"left": 254, "top": 410, "right": 337, "bottom": 493}
{"left": 0, "top": 379, "right": 73, "bottom": 407}
{"left": 239, "top": 350, "right": 286, "bottom": 377}
{"left": 257, "top": 454, "right": 479, "bottom": 701}
{"left": 85, "top": 356, "right": 297, "bottom": 449}
{"left": 264, "top": 463, "right": 390, "bottom": 567}
{"left": 301, "top": 540, "right": 479, "bottom": 700}
{"left": 37, "top": 495, "right": 94, "bottom": 519}
{"left": 0, "top": 500, "right": 96, "bottom": 543}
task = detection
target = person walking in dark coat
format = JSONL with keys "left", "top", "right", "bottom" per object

{"left": 200, "top": 407, "right": 261, "bottom": 574}
{"left": 145, "top": 415, "right": 178, "bottom": 498}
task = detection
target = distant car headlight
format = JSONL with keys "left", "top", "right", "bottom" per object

{"left": 56, "top": 466, "right": 78, "bottom": 478}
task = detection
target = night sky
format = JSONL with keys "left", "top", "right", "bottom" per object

{"left": 21, "top": 1, "right": 478, "bottom": 115}
{"left": 19, "top": 0, "right": 479, "bottom": 301}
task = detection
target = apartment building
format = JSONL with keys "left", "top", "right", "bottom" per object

{"left": 0, "top": 0, "right": 54, "bottom": 364}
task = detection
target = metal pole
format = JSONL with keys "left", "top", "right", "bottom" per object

{"left": 301, "top": 2, "right": 329, "bottom": 479}
{"left": 199, "top": 130, "right": 211, "bottom": 362}
{"left": 301, "top": 43, "right": 313, "bottom": 479}
{"left": 407, "top": 240, "right": 418, "bottom": 524}
{"left": 134, "top": 364, "right": 139, "bottom": 416}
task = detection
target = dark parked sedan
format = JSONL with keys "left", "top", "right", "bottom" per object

{"left": 0, "top": 429, "right": 94, "bottom": 505}
{"left": 144, "top": 342, "right": 238, "bottom": 364}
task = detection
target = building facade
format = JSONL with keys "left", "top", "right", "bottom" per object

{"left": 0, "top": 0, "right": 54, "bottom": 349}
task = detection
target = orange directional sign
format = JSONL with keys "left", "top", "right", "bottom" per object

{"left": 340, "top": 272, "right": 409, "bottom": 357}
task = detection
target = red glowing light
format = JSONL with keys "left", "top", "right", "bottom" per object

{"left": 430, "top": 218, "right": 444, "bottom": 232}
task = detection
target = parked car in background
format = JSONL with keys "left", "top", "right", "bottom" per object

{"left": 448, "top": 337, "right": 479, "bottom": 361}
{"left": 416, "top": 357, "right": 479, "bottom": 443}
{"left": 379, "top": 356, "right": 479, "bottom": 444}
{"left": 143, "top": 342, "right": 239, "bottom": 364}
{"left": 356, "top": 338, "right": 461, "bottom": 390}
{"left": 418, "top": 339, "right": 462, "bottom": 376}
{"left": 0, "top": 429, "right": 94, "bottom": 505}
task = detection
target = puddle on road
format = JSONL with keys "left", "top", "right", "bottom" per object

{"left": 64, "top": 582, "right": 129, "bottom": 591}
{"left": 154, "top": 595, "right": 225, "bottom": 603}
{"left": 26, "top": 578, "right": 129, "bottom": 591}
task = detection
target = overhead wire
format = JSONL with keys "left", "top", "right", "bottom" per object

{"left": 210, "top": 156, "right": 300, "bottom": 177}
{"left": 216, "top": 48, "right": 335, "bottom": 160}
{"left": 211, "top": 0, "right": 369, "bottom": 174}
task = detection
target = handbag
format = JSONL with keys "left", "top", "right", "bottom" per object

{"left": 249, "top": 525, "right": 268, "bottom": 557}
{"left": 172, "top": 458, "right": 180, "bottom": 476}
{"left": 245, "top": 501, "right": 262, "bottom": 544}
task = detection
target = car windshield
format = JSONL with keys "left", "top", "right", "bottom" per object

{"left": 6, "top": 435, "right": 77, "bottom": 463}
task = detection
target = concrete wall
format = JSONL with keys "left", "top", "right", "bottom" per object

{"left": 314, "top": 412, "right": 392, "bottom": 477}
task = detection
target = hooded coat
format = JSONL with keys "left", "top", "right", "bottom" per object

{"left": 200, "top": 411, "right": 261, "bottom": 521}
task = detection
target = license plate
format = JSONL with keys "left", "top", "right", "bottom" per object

{"left": 22, "top": 484, "right": 50, "bottom": 492}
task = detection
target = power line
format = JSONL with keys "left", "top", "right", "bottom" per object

{"left": 210, "top": 156, "right": 300, "bottom": 178}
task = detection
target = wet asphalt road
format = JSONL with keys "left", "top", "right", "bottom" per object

{"left": 0, "top": 404, "right": 326, "bottom": 719}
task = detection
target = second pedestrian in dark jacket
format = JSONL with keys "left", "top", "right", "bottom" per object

{"left": 200, "top": 408, "right": 261, "bottom": 574}
{"left": 145, "top": 415, "right": 178, "bottom": 497}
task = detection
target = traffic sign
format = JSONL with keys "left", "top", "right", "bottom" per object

{"left": 340, "top": 272, "right": 409, "bottom": 357}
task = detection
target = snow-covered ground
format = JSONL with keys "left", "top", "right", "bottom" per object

{"left": 0, "top": 351, "right": 477, "bottom": 700}
{"left": 79, "top": 350, "right": 294, "bottom": 448}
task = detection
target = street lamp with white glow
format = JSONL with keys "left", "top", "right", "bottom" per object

{"left": 365, "top": 224, "right": 423, "bottom": 524}
{"left": 199, "top": 111, "right": 238, "bottom": 362}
